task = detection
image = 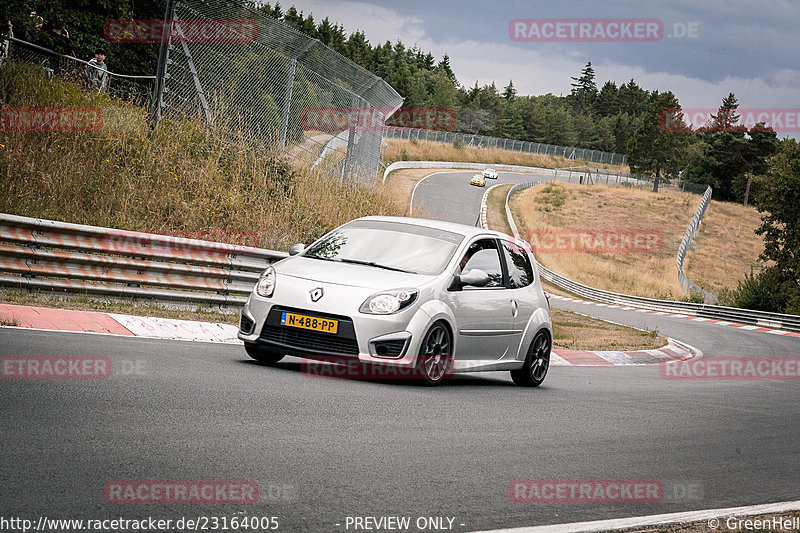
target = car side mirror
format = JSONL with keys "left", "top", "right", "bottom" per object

{"left": 288, "top": 243, "right": 306, "bottom": 256}
{"left": 458, "top": 268, "right": 490, "bottom": 288}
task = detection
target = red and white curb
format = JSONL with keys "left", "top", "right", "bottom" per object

{"left": 479, "top": 183, "right": 506, "bottom": 230}
{"left": 0, "top": 303, "right": 699, "bottom": 366}
{"left": 550, "top": 294, "right": 800, "bottom": 338}
{"left": 552, "top": 337, "right": 699, "bottom": 366}
{"left": 0, "top": 303, "right": 240, "bottom": 344}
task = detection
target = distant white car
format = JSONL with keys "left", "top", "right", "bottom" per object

{"left": 483, "top": 168, "right": 498, "bottom": 179}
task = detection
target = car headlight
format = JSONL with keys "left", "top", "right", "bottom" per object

{"left": 255, "top": 266, "right": 276, "bottom": 298}
{"left": 359, "top": 289, "right": 418, "bottom": 314}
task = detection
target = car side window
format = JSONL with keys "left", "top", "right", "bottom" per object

{"left": 501, "top": 240, "right": 534, "bottom": 289}
{"left": 457, "top": 239, "right": 504, "bottom": 288}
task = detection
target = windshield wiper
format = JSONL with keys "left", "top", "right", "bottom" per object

{"left": 337, "top": 258, "right": 416, "bottom": 274}
{"left": 303, "top": 253, "right": 338, "bottom": 262}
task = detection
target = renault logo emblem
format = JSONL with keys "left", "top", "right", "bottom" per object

{"left": 309, "top": 287, "right": 324, "bottom": 302}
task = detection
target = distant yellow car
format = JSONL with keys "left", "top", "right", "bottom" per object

{"left": 470, "top": 174, "right": 486, "bottom": 187}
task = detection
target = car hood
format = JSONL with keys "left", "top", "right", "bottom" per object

{"left": 275, "top": 256, "right": 437, "bottom": 290}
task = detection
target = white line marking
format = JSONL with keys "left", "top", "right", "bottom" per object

{"left": 470, "top": 499, "right": 800, "bottom": 533}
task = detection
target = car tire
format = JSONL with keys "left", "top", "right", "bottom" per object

{"left": 244, "top": 343, "right": 285, "bottom": 365}
{"left": 510, "top": 330, "right": 550, "bottom": 387}
{"left": 415, "top": 322, "right": 453, "bottom": 386}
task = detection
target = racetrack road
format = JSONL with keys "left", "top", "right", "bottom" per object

{"left": 2, "top": 327, "right": 799, "bottom": 532}
{"left": 1, "top": 170, "right": 799, "bottom": 532}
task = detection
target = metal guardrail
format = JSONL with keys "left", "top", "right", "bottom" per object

{"left": 677, "top": 186, "right": 717, "bottom": 303}
{"left": 0, "top": 213, "right": 286, "bottom": 312}
{"left": 2, "top": 208, "right": 798, "bottom": 332}
{"left": 383, "top": 126, "right": 627, "bottom": 166}
{"left": 501, "top": 185, "right": 800, "bottom": 333}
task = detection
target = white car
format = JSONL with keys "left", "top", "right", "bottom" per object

{"left": 483, "top": 168, "right": 499, "bottom": 179}
{"left": 238, "top": 216, "right": 553, "bottom": 386}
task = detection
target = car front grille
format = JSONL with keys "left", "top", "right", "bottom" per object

{"left": 258, "top": 306, "right": 359, "bottom": 357}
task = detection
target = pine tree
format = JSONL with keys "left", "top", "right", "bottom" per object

{"left": 627, "top": 92, "right": 689, "bottom": 192}
{"left": 502, "top": 80, "right": 517, "bottom": 101}
{"left": 569, "top": 61, "right": 597, "bottom": 114}
{"left": 437, "top": 54, "right": 457, "bottom": 85}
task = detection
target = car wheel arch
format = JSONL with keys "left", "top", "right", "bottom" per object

{"left": 514, "top": 309, "right": 553, "bottom": 361}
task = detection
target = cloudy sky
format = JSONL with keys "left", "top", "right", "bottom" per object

{"left": 280, "top": 0, "right": 798, "bottom": 134}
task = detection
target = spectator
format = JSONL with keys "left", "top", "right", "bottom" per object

{"left": 25, "top": 11, "right": 44, "bottom": 43}
{"left": 0, "top": 20, "right": 12, "bottom": 66}
{"left": 49, "top": 16, "right": 73, "bottom": 55}
{"left": 86, "top": 48, "right": 108, "bottom": 92}
{"left": 40, "top": 16, "right": 73, "bottom": 76}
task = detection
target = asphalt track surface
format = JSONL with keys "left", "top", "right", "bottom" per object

{"left": 2, "top": 171, "right": 799, "bottom": 532}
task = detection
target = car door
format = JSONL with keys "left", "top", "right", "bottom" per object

{"left": 446, "top": 238, "right": 516, "bottom": 361}
{"left": 499, "top": 238, "right": 539, "bottom": 353}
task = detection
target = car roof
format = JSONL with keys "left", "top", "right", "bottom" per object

{"left": 355, "top": 215, "right": 508, "bottom": 240}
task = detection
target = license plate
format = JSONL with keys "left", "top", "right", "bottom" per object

{"left": 281, "top": 312, "right": 338, "bottom": 334}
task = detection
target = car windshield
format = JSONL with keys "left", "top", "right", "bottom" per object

{"left": 302, "top": 220, "right": 463, "bottom": 275}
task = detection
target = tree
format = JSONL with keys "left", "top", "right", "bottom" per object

{"left": 739, "top": 124, "right": 779, "bottom": 205}
{"left": 686, "top": 94, "right": 778, "bottom": 203}
{"left": 617, "top": 79, "right": 649, "bottom": 116}
{"left": 502, "top": 80, "right": 517, "bottom": 101}
{"left": 708, "top": 93, "right": 741, "bottom": 132}
{"left": 594, "top": 81, "right": 619, "bottom": 117}
{"left": 748, "top": 139, "right": 800, "bottom": 314}
{"left": 569, "top": 61, "right": 597, "bottom": 115}
{"left": 626, "top": 91, "right": 689, "bottom": 192}
{"left": 437, "top": 54, "right": 456, "bottom": 85}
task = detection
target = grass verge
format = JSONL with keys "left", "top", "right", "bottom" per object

{"left": 551, "top": 307, "right": 666, "bottom": 351}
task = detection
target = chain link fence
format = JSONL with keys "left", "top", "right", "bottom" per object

{"left": 383, "top": 126, "right": 628, "bottom": 166}
{"left": 150, "top": 0, "right": 402, "bottom": 187}
{"left": 3, "top": 37, "right": 154, "bottom": 105}
{"left": 556, "top": 166, "right": 710, "bottom": 195}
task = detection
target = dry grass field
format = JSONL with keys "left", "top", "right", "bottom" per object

{"left": 510, "top": 182, "right": 765, "bottom": 299}
{"left": 0, "top": 62, "right": 406, "bottom": 252}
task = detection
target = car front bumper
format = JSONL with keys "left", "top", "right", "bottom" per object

{"left": 238, "top": 294, "right": 432, "bottom": 368}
